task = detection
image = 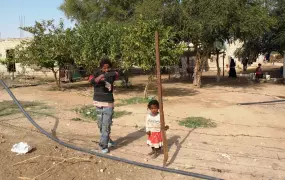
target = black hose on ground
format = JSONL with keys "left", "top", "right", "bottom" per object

{"left": 0, "top": 80, "right": 222, "bottom": 180}
{"left": 238, "top": 100, "right": 285, "bottom": 105}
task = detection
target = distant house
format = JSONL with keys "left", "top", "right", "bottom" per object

{"left": 0, "top": 38, "right": 53, "bottom": 77}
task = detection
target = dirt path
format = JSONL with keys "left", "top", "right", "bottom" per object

{"left": 1, "top": 76, "right": 285, "bottom": 180}
{"left": 0, "top": 123, "right": 192, "bottom": 180}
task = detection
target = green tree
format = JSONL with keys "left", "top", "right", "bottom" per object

{"left": 178, "top": 0, "right": 274, "bottom": 87}
{"left": 262, "top": 0, "right": 285, "bottom": 53}
{"left": 60, "top": 0, "right": 141, "bottom": 22}
{"left": 234, "top": 0, "right": 282, "bottom": 64}
{"left": 121, "top": 18, "right": 185, "bottom": 96}
{"left": 15, "top": 20, "right": 75, "bottom": 88}
{"left": 69, "top": 22, "right": 123, "bottom": 74}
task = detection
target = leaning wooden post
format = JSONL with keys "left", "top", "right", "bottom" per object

{"left": 155, "top": 31, "right": 168, "bottom": 166}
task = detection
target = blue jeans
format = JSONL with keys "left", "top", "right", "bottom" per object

{"left": 96, "top": 107, "right": 114, "bottom": 149}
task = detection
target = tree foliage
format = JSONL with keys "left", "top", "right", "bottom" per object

{"left": 121, "top": 18, "right": 185, "bottom": 71}
{"left": 14, "top": 0, "right": 283, "bottom": 90}
{"left": 234, "top": 0, "right": 285, "bottom": 62}
{"left": 264, "top": 0, "right": 285, "bottom": 53}
{"left": 60, "top": 0, "right": 141, "bottom": 22}
{"left": 70, "top": 22, "right": 123, "bottom": 73}
{"left": 14, "top": 20, "right": 75, "bottom": 87}
{"left": 174, "top": 0, "right": 274, "bottom": 87}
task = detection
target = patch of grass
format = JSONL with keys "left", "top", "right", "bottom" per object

{"left": 74, "top": 105, "right": 132, "bottom": 121}
{"left": 113, "top": 111, "right": 132, "bottom": 118}
{"left": 0, "top": 100, "right": 50, "bottom": 117}
{"left": 114, "top": 80, "right": 132, "bottom": 87}
{"left": 117, "top": 97, "right": 150, "bottom": 107}
{"left": 179, "top": 117, "right": 217, "bottom": 128}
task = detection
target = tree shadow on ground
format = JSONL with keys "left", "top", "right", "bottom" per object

{"left": 112, "top": 128, "right": 145, "bottom": 150}
{"left": 60, "top": 81, "right": 92, "bottom": 91}
{"left": 167, "top": 135, "right": 181, "bottom": 150}
{"left": 53, "top": 80, "right": 198, "bottom": 97}
{"left": 163, "top": 88, "right": 199, "bottom": 97}
{"left": 114, "top": 84, "right": 145, "bottom": 94}
{"left": 163, "top": 76, "right": 263, "bottom": 90}
{"left": 202, "top": 76, "right": 260, "bottom": 89}
{"left": 115, "top": 83, "right": 199, "bottom": 97}
{"left": 166, "top": 128, "right": 196, "bottom": 167}
{"left": 163, "top": 66, "right": 283, "bottom": 89}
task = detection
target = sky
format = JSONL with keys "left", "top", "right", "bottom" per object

{"left": 0, "top": 0, "right": 74, "bottom": 39}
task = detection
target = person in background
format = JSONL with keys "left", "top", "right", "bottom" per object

{"left": 89, "top": 58, "right": 119, "bottom": 154}
{"left": 229, "top": 58, "right": 237, "bottom": 78}
{"left": 256, "top": 63, "right": 263, "bottom": 79}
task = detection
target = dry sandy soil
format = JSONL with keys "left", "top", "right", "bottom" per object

{"left": 1, "top": 68, "right": 285, "bottom": 180}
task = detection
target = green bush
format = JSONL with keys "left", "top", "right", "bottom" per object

{"left": 179, "top": 117, "right": 217, "bottom": 128}
{"left": 0, "top": 100, "right": 49, "bottom": 117}
{"left": 74, "top": 105, "right": 132, "bottom": 121}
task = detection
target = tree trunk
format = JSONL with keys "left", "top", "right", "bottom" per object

{"left": 194, "top": 68, "right": 203, "bottom": 88}
{"left": 58, "top": 71, "right": 61, "bottom": 88}
{"left": 283, "top": 52, "right": 285, "bottom": 79}
{"left": 193, "top": 49, "right": 210, "bottom": 88}
{"left": 10, "top": 72, "right": 15, "bottom": 81}
{"left": 193, "top": 51, "right": 200, "bottom": 86}
{"left": 168, "top": 66, "right": 171, "bottom": 80}
{"left": 144, "top": 75, "right": 153, "bottom": 98}
{"left": 216, "top": 50, "right": 221, "bottom": 82}
{"left": 144, "top": 82, "right": 149, "bottom": 98}
{"left": 223, "top": 53, "right": 225, "bottom": 77}
{"left": 123, "top": 70, "right": 129, "bottom": 88}
{"left": 193, "top": 50, "right": 203, "bottom": 87}
{"left": 52, "top": 68, "right": 60, "bottom": 88}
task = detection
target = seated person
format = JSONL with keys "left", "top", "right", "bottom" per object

{"left": 256, "top": 63, "right": 263, "bottom": 79}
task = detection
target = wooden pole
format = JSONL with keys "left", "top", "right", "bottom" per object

{"left": 222, "top": 52, "right": 224, "bottom": 77}
{"left": 155, "top": 31, "right": 168, "bottom": 166}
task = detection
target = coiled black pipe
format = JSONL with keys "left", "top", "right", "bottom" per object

{"left": 0, "top": 80, "right": 222, "bottom": 180}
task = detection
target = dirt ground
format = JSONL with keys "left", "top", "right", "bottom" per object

{"left": 1, "top": 66, "right": 285, "bottom": 180}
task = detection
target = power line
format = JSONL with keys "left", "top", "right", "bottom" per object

{"left": 19, "top": 15, "right": 25, "bottom": 38}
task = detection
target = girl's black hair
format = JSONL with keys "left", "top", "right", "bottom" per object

{"left": 148, "top": 99, "right": 159, "bottom": 109}
{"left": 99, "top": 58, "right": 112, "bottom": 68}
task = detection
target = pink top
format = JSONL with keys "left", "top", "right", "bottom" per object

{"left": 256, "top": 67, "right": 262, "bottom": 75}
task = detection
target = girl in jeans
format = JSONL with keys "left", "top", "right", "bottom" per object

{"left": 89, "top": 58, "right": 119, "bottom": 153}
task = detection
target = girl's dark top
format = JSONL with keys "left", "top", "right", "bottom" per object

{"left": 90, "top": 71, "right": 118, "bottom": 103}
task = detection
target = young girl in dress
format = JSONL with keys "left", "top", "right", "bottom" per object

{"left": 145, "top": 100, "right": 169, "bottom": 158}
